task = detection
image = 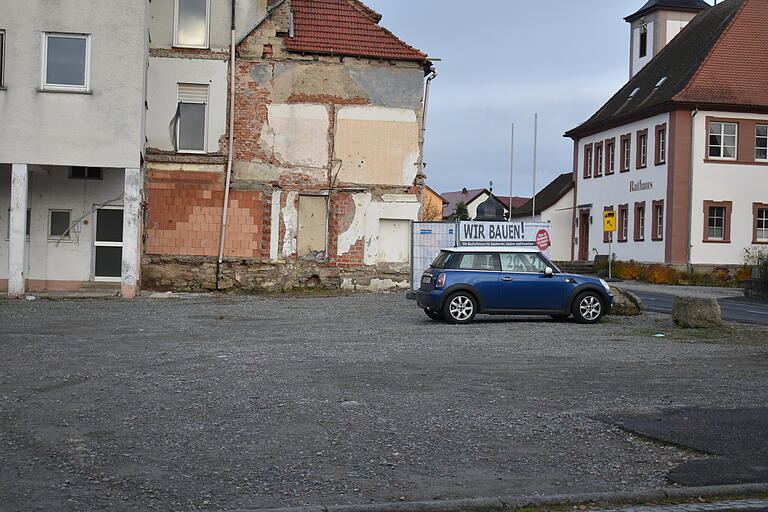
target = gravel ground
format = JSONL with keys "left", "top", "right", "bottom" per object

{"left": 610, "top": 281, "right": 745, "bottom": 299}
{"left": 1, "top": 293, "right": 767, "bottom": 512}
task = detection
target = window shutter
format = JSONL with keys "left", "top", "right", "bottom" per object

{"left": 177, "top": 83, "right": 208, "bottom": 104}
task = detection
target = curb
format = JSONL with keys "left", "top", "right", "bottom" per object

{"left": 221, "top": 483, "right": 768, "bottom": 512}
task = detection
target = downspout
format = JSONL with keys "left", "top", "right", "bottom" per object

{"left": 686, "top": 108, "right": 698, "bottom": 272}
{"left": 217, "top": 0, "right": 237, "bottom": 286}
{"left": 421, "top": 68, "right": 437, "bottom": 152}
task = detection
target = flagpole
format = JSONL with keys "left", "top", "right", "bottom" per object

{"left": 508, "top": 123, "right": 515, "bottom": 221}
{"left": 531, "top": 113, "right": 538, "bottom": 223}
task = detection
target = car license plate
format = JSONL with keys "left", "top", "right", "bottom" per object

{"left": 421, "top": 275, "right": 432, "bottom": 285}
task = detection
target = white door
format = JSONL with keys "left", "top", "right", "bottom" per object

{"left": 94, "top": 207, "right": 123, "bottom": 281}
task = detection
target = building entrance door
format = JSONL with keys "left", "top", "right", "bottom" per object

{"left": 94, "top": 207, "right": 123, "bottom": 281}
{"left": 578, "top": 210, "right": 590, "bottom": 261}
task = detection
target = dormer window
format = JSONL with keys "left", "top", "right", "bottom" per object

{"left": 174, "top": 0, "right": 210, "bottom": 48}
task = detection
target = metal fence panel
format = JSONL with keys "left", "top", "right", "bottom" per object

{"left": 410, "top": 221, "right": 457, "bottom": 290}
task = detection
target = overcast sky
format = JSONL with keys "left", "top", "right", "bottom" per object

{"left": 362, "top": 0, "right": 658, "bottom": 198}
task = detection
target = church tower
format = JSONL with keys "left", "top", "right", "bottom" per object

{"left": 625, "top": 0, "right": 710, "bottom": 78}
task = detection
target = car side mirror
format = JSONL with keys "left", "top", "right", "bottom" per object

{"left": 544, "top": 267, "right": 554, "bottom": 277}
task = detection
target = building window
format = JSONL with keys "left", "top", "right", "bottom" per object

{"left": 634, "top": 202, "right": 646, "bottom": 241}
{"left": 639, "top": 30, "right": 648, "bottom": 58}
{"left": 175, "top": 83, "right": 208, "bottom": 153}
{"left": 69, "top": 166, "right": 103, "bottom": 180}
{"left": 637, "top": 129, "right": 648, "bottom": 168}
{"left": 42, "top": 33, "right": 90, "bottom": 91}
{"left": 754, "top": 203, "right": 768, "bottom": 244}
{"left": 620, "top": 134, "right": 631, "bottom": 172}
{"left": 708, "top": 122, "right": 737, "bottom": 159}
{"left": 703, "top": 200, "right": 732, "bottom": 243}
{"left": 595, "top": 142, "right": 603, "bottom": 177}
{"left": 49, "top": 210, "right": 72, "bottom": 240}
{"left": 652, "top": 200, "right": 664, "bottom": 241}
{"left": 174, "top": 0, "right": 210, "bottom": 48}
{"left": 655, "top": 124, "right": 667, "bottom": 165}
{"left": 618, "top": 204, "right": 629, "bottom": 242}
{"left": 606, "top": 138, "right": 616, "bottom": 175}
{"left": 0, "top": 30, "right": 5, "bottom": 88}
{"left": 756, "top": 124, "right": 768, "bottom": 161}
{"left": 6, "top": 208, "right": 30, "bottom": 240}
{"left": 584, "top": 144, "right": 593, "bottom": 179}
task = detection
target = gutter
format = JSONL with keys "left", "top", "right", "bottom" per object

{"left": 217, "top": 0, "right": 238, "bottom": 283}
{"left": 687, "top": 108, "right": 699, "bottom": 272}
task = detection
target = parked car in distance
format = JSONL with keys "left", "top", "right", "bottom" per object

{"left": 414, "top": 247, "right": 613, "bottom": 324}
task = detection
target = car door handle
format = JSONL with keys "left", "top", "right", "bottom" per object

{"left": 501, "top": 276, "right": 514, "bottom": 282}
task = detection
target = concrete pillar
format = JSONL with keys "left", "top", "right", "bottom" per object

{"left": 8, "top": 164, "right": 29, "bottom": 298}
{"left": 121, "top": 167, "right": 141, "bottom": 298}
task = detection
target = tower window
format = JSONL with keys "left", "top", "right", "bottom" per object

{"left": 639, "top": 30, "right": 648, "bottom": 58}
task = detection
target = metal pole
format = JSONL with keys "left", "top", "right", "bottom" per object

{"left": 508, "top": 123, "right": 515, "bottom": 221}
{"left": 531, "top": 113, "right": 538, "bottom": 223}
{"left": 609, "top": 232, "right": 613, "bottom": 280}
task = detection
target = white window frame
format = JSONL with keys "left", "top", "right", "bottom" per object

{"left": 659, "top": 129, "right": 666, "bottom": 163}
{"left": 638, "top": 206, "right": 645, "bottom": 240}
{"left": 708, "top": 206, "right": 726, "bottom": 240}
{"left": 586, "top": 147, "right": 593, "bottom": 177}
{"left": 607, "top": 141, "right": 615, "bottom": 173}
{"left": 0, "top": 29, "right": 6, "bottom": 89}
{"left": 708, "top": 122, "right": 738, "bottom": 160}
{"left": 173, "top": 0, "right": 211, "bottom": 49}
{"left": 176, "top": 83, "right": 209, "bottom": 154}
{"left": 41, "top": 32, "right": 91, "bottom": 92}
{"left": 622, "top": 138, "right": 631, "bottom": 171}
{"left": 639, "top": 133, "right": 648, "bottom": 167}
{"left": 756, "top": 124, "right": 768, "bottom": 162}
{"left": 655, "top": 204, "right": 664, "bottom": 239}
{"left": 757, "top": 208, "right": 768, "bottom": 242}
{"left": 596, "top": 145, "right": 603, "bottom": 175}
{"left": 48, "top": 209, "right": 72, "bottom": 241}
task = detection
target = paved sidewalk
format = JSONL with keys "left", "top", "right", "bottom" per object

{"left": 612, "top": 281, "right": 744, "bottom": 299}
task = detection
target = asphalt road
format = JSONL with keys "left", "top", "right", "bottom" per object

{"left": 632, "top": 291, "right": 768, "bottom": 325}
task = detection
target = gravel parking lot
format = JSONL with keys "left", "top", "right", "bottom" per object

{"left": 2, "top": 293, "right": 768, "bottom": 512}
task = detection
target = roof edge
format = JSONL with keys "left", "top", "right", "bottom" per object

{"left": 625, "top": 5, "right": 709, "bottom": 22}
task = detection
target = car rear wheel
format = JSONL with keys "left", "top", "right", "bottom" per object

{"left": 572, "top": 292, "right": 604, "bottom": 324}
{"left": 443, "top": 292, "right": 478, "bottom": 324}
{"left": 423, "top": 308, "right": 444, "bottom": 321}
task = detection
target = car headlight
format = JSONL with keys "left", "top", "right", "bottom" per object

{"left": 599, "top": 278, "right": 611, "bottom": 292}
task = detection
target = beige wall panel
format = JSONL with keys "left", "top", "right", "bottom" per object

{"left": 335, "top": 106, "right": 420, "bottom": 186}
{"left": 297, "top": 196, "right": 327, "bottom": 256}
{"left": 378, "top": 219, "right": 410, "bottom": 263}
{"left": 263, "top": 104, "right": 330, "bottom": 169}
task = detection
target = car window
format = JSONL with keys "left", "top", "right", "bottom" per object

{"left": 430, "top": 251, "right": 452, "bottom": 269}
{"left": 500, "top": 252, "right": 548, "bottom": 273}
{"left": 455, "top": 253, "right": 500, "bottom": 271}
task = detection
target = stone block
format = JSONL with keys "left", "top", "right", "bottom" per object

{"left": 672, "top": 297, "right": 722, "bottom": 328}
{"left": 609, "top": 286, "right": 643, "bottom": 316}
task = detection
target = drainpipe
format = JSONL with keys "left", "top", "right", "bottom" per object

{"left": 421, "top": 68, "right": 437, "bottom": 149}
{"left": 687, "top": 108, "right": 698, "bottom": 272}
{"left": 217, "top": 0, "right": 237, "bottom": 285}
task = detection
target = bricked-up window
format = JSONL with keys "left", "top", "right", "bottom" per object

{"left": 0, "top": 30, "right": 5, "bottom": 88}
{"left": 584, "top": 144, "right": 593, "bottom": 179}
{"left": 594, "top": 142, "right": 603, "bottom": 177}
{"left": 43, "top": 33, "right": 90, "bottom": 91}
{"left": 604, "top": 206, "right": 614, "bottom": 243}
{"left": 618, "top": 204, "right": 629, "bottom": 242}
{"left": 703, "top": 200, "right": 732, "bottom": 243}
{"left": 754, "top": 203, "right": 768, "bottom": 243}
{"left": 708, "top": 122, "right": 737, "bottom": 159}
{"left": 636, "top": 129, "right": 648, "bottom": 168}
{"left": 655, "top": 124, "right": 667, "bottom": 165}
{"left": 634, "top": 202, "right": 646, "bottom": 241}
{"left": 606, "top": 138, "right": 616, "bottom": 175}
{"left": 620, "top": 134, "right": 631, "bottom": 172}
{"left": 756, "top": 125, "right": 768, "bottom": 161}
{"left": 174, "top": 0, "right": 210, "bottom": 48}
{"left": 49, "top": 210, "right": 71, "bottom": 240}
{"left": 176, "top": 83, "right": 208, "bottom": 153}
{"left": 652, "top": 200, "right": 664, "bottom": 241}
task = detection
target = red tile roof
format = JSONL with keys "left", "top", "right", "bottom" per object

{"left": 285, "top": 0, "right": 428, "bottom": 62}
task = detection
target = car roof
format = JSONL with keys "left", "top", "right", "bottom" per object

{"left": 441, "top": 246, "right": 542, "bottom": 254}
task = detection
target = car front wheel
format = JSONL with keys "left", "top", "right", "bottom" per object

{"left": 443, "top": 292, "right": 478, "bottom": 324}
{"left": 572, "top": 292, "right": 605, "bottom": 324}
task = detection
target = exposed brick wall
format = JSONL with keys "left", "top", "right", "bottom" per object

{"left": 145, "top": 169, "right": 265, "bottom": 258}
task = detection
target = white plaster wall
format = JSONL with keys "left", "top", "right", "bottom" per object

{"left": 146, "top": 57, "right": 228, "bottom": 153}
{"left": 265, "top": 104, "right": 329, "bottom": 169}
{"left": 689, "top": 111, "right": 768, "bottom": 265}
{"left": 0, "top": 0, "right": 147, "bottom": 168}
{"left": 575, "top": 113, "right": 669, "bottom": 263}
{"left": 665, "top": 19, "right": 689, "bottom": 44}
{"left": 539, "top": 189, "right": 574, "bottom": 262}
{"left": 631, "top": 22, "right": 654, "bottom": 77}
{"left": 0, "top": 165, "right": 124, "bottom": 282}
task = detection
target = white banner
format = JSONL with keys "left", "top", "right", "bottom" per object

{"left": 458, "top": 221, "right": 552, "bottom": 257}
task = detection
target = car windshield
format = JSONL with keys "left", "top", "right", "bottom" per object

{"left": 430, "top": 251, "right": 452, "bottom": 269}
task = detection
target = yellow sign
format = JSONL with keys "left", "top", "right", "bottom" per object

{"left": 603, "top": 211, "right": 617, "bottom": 232}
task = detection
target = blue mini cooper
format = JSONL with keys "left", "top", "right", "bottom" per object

{"left": 414, "top": 247, "right": 613, "bottom": 324}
